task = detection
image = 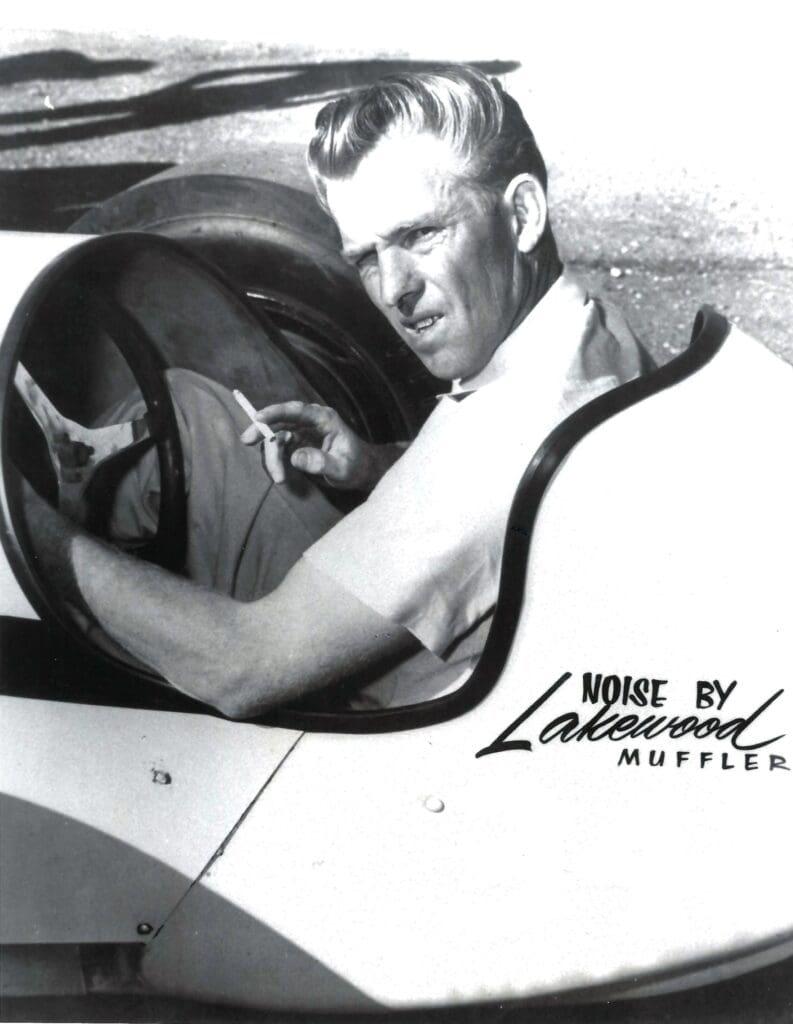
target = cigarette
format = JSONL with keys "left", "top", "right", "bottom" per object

{"left": 233, "top": 389, "right": 276, "bottom": 441}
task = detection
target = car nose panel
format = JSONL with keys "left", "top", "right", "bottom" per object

{"left": 0, "top": 694, "right": 302, "bottom": 945}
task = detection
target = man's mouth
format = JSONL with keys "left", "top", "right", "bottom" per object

{"left": 403, "top": 314, "right": 442, "bottom": 336}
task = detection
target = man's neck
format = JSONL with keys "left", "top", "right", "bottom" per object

{"left": 507, "top": 239, "right": 563, "bottom": 339}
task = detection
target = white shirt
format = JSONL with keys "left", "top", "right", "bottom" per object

{"left": 303, "top": 274, "right": 650, "bottom": 705}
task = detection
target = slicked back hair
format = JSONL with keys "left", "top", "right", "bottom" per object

{"left": 307, "top": 65, "right": 548, "bottom": 212}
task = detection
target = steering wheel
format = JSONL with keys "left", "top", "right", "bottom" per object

{"left": 7, "top": 277, "right": 187, "bottom": 587}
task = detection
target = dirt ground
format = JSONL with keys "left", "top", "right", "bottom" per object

{"left": 0, "top": 25, "right": 791, "bottom": 367}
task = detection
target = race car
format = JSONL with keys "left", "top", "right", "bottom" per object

{"left": 0, "top": 164, "right": 791, "bottom": 1020}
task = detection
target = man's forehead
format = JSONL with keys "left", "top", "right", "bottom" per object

{"left": 325, "top": 131, "right": 470, "bottom": 249}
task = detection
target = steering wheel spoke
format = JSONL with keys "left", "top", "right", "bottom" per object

{"left": 14, "top": 362, "right": 151, "bottom": 521}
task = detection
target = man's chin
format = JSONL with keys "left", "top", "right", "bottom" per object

{"left": 417, "top": 353, "right": 457, "bottom": 381}
{"left": 409, "top": 343, "right": 462, "bottom": 380}
{"left": 417, "top": 350, "right": 481, "bottom": 383}
{"left": 398, "top": 327, "right": 486, "bottom": 381}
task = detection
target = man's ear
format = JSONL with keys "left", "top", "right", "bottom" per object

{"left": 504, "top": 173, "right": 547, "bottom": 254}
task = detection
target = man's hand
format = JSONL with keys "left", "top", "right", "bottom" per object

{"left": 241, "top": 401, "right": 407, "bottom": 492}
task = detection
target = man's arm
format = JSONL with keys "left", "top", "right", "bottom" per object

{"left": 26, "top": 492, "right": 415, "bottom": 719}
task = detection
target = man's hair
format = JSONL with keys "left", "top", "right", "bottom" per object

{"left": 307, "top": 64, "right": 548, "bottom": 211}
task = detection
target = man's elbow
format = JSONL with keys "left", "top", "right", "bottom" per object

{"left": 212, "top": 663, "right": 324, "bottom": 721}
{"left": 216, "top": 697, "right": 256, "bottom": 722}
{"left": 214, "top": 682, "right": 268, "bottom": 721}
{"left": 165, "top": 648, "right": 277, "bottom": 721}
{"left": 206, "top": 666, "right": 275, "bottom": 721}
{"left": 187, "top": 604, "right": 284, "bottom": 720}
{"left": 165, "top": 601, "right": 320, "bottom": 720}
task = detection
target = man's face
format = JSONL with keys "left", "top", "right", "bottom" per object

{"left": 325, "top": 132, "right": 527, "bottom": 381}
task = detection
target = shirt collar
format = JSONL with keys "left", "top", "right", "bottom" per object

{"left": 449, "top": 272, "right": 589, "bottom": 396}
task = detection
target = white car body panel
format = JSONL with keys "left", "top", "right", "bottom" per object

{"left": 0, "top": 695, "right": 301, "bottom": 945}
{"left": 0, "top": 229, "right": 791, "bottom": 1010}
{"left": 0, "top": 232, "right": 92, "bottom": 343}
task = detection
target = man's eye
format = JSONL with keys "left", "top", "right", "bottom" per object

{"left": 355, "top": 252, "right": 377, "bottom": 273}
{"left": 406, "top": 227, "right": 437, "bottom": 246}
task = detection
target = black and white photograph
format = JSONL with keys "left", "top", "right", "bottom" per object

{"left": 0, "top": 4, "right": 791, "bottom": 1022}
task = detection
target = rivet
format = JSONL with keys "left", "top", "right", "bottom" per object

{"left": 137, "top": 922, "right": 153, "bottom": 936}
{"left": 423, "top": 796, "right": 445, "bottom": 813}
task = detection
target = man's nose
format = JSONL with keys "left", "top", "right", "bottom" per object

{"left": 378, "top": 249, "right": 420, "bottom": 313}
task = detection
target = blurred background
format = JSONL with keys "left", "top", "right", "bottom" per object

{"left": 1, "top": 2, "right": 791, "bottom": 366}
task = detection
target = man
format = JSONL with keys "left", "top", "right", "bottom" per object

{"left": 23, "top": 65, "right": 652, "bottom": 717}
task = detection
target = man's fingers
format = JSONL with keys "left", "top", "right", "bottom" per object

{"left": 239, "top": 400, "right": 341, "bottom": 451}
{"left": 290, "top": 447, "right": 330, "bottom": 477}
{"left": 262, "top": 436, "right": 288, "bottom": 484}
{"left": 255, "top": 401, "right": 334, "bottom": 432}
{"left": 240, "top": 423, "right": 261, "bottom": 445}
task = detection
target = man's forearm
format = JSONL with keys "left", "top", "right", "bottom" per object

{"left": 23, "top": 487, "right": 415, "bottom": 721}
{"left": 61, "top": 525, "right": 413, "bottom": 719}
{"left": 25, "top": 493, "right": 268, "bottom": 714}
{"left": 25, "top": 491, "right": 94, "bottom": 619}
{"left": 70, "top": 532, "right": 259, "bottom": 712}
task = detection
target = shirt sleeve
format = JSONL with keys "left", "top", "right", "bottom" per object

{"left": 303, "top": 379, "right": 562, "bottom": 655}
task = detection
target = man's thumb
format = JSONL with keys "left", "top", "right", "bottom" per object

{"left": 291, "top": 447, "right": 327, "bottom": 476}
